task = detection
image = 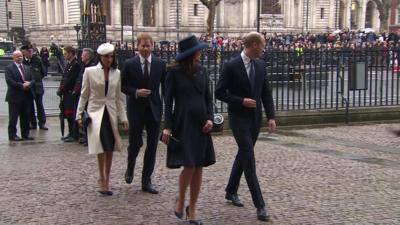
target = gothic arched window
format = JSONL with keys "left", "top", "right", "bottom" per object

{"left": 261, "top": 0, "right": 281, "bottom": 14}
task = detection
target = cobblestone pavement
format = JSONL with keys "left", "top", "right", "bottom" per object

{"left": 1, "top": 117, "right": 400, "bottom": 225}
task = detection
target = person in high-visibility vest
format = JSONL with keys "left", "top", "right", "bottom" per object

{"left": 0, "top": 48, "right": 5, "bottom": 57}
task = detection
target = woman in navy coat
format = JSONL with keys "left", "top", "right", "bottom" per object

{"left": 161, "top": 35, "right": 215, "bottom": 225}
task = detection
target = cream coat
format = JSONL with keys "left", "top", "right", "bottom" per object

{"left": 76, "top": 63, "right": 128, "bottom": 154}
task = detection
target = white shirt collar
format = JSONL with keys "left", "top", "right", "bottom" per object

{"left": 139, "top": 54, "right": 152, "bottom": 64}
{"left": 240, "top": 51, "right": 251, "bottom": 64}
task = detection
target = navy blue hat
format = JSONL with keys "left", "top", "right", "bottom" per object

{"left": 175, "top": 35, "right": 208, "bottom": 61}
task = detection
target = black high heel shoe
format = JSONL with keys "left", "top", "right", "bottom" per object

{"left": 174, "top": 198, "right": 183, "bottom": 219}
{"left": 186, "top": 206, "right": 203, "bottom": 225}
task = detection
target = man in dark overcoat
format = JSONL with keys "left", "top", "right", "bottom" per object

{"left": 121, "top": 33, "right": 166, "bottom": 194}
{"left": 21, "top": 45, "right": 48, "bottom": 130}
{"left": 57, "top": 46, "right": 81, "bottom": 142}
{"left": 215, "top": 32, "right": 277, "bottom": 222}
{"left": 74, "top": 48, "right": 96, "bottom": 146}
{"left": 5, "top": 50, "right": 35, "bottom": 141}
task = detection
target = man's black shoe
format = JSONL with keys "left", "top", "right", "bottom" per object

{"left": 61, "top": 134, "right": 72, "bottom": 141}
{"left": 125, "top": 169, "right": 133, "bottom": 184}
{"left": 225, "top": 193, "right": 244, "bottom": 207}
{"left": 79, "top": 138, "right": 87, "bottom": 144}
{"left": 22, "top": 136, "right": 34, "bottom": 141}
{"left": 39, "top": 126, "right": 48, "bottom": 130}
{"left": 9, "top": 136, "right": 22, "bottom": 141}
{"left": 257, "top": 208, "right": 270, "bottom": 221}
{"left": 63, "top": 136, "right": 75, "bottom": 142}
{"left": 142, "top": 183, "right": 159, "bottom": 194}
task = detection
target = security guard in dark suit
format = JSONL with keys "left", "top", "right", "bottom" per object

{"left": 21, "top": 45, "right": 48, "bottom": 130}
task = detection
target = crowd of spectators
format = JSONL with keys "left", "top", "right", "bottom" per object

{"left": 197, "top": 31, "right": 400, "bottom": 52}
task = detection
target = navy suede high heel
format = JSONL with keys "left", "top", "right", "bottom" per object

{"left": 186, "top": 206, "right": 203, "bottom": 225}
{"left": 174, "top": 198, "right": 183, "bottom": 219}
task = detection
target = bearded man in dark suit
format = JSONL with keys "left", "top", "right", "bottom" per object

{"left": 121, "top": 33, "right": 166, "bottom": 194}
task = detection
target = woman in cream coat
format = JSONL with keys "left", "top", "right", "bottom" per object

{"left": 76, "top": 43, "right": 128, "bottom": 195}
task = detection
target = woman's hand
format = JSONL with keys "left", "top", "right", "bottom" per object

{"left": 121, "top": 121, "right": 129, "bottom": 131}
{"left": 76, "top": 119, "right": 83, "bottom": 127}
{"left": 161, "top": 129, "right": 172, "bottom": 145}
{"left": 202, "top": 120, "right": 213, "bottom": 133}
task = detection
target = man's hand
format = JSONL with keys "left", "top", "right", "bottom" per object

{"left": 161, "top": 129, "right": 172, "bottom": 145}
{"left": 77, "top": 119, "right": 83, "bottom": 127}
{"left": 136, "top": 89, "right": 152, "bottom": 98}
{"left": 242, "top": 98, "right": 256, "bottom": 108}
{"left": 121, "top": 121, "right": 129, "bottom": 131}
{"left": 202, "top": 120, "right": 213, "bottom": 133}
{"left": 23, "top": 81, "right": 31, "bottom": 90}
{"left": 267, "top": 119, "right": 277, "bottom": 133}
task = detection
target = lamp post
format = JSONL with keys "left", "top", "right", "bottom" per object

{"left": 176, "top": 0, "right": 180, "bottom": 40}
{"left": 121, "top": 0, "right": 124, "bottom": 43}
{"left": 5, "top": 0, "right": 10, "bottom": 40}
{"left": 305, "top": 0, "right": 310, "bottom": 32}
{"left": 20, "top": 0, "right": 24, "bottom": 30}
{"left": 73, "top": 24, "right": 81, "bottom": 46}
{"left": 257, "top": 0, "right": 261, "bottom": 32}
{"left": 131, "top": 0, "right": 135, "bottom": 44}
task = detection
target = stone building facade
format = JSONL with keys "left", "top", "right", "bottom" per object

{"left": 0, "top": 0, "right": 35, "bottom": 42}
{"left": 1, "top": 0, "right": 383, "bottom": 47}
{"left": 390, "top": 0, "right": 400, "bottom": 32}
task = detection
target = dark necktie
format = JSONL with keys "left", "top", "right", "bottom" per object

{"left": 249, "top": 59, "right": 255, "bottom": 91}
{"left": 144, "top": 59, "right": 149, "bottom": 77}
{"left": 143, "top": 59, "right": 150, "bottom": 88}
{"left": 18, "top": 64, "right": 26, "bottom": 82}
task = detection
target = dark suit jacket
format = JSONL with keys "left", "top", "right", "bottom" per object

{"left": 215, "top": 55, "right": 275, "bottom": 129}
{"left": 58, "top": 57, "right": 81, "bottom": 94}
{"left": 23, "top": 55, "right": 45, "bottom": 95}
{"left": 5, "top": 63, "right": 34, "bottom": 102}
{"left": 121, "top": 55, "right": 166, "bottom": 122}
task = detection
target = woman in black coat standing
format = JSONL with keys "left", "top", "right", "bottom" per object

{"left": 161, "top": 35, "right": 215, "bottom": 225}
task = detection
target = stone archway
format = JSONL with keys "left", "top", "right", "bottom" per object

{"left": 365, "top": 1, "right": 379, "bottom": 30}
{"left": 351, "top": 0, "right": 361, "bottom": 30}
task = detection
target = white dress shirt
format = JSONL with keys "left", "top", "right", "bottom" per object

{"left": 240, "top": 51, "right": 252, "bottom": 78}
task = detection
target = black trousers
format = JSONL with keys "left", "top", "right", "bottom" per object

{"left": 127, "top": 106, "right": 161, "bottom": 185}
{"left": 8, "top": 99, "right": 31, "bottom": 139}
{"left": 30, "top": 94, "right": 46, "bottom": 127}
{"left": 226, "top": 115, "right": 265, "bottom": 208}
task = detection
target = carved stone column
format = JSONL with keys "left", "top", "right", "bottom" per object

{"left": 359, "top": 1, "right": 367, "bottom": 29}
{"left": 114, "top": 0, "right": 121, "bottom": 26}
{"left": 37, "top": 0, "right": 43, "bottom": 25}
{"left": 54, "top": 0, "right": 59, "bottom": 24}
{"left": 217, "top": 0, "right": 225, "bottom": 28}
{"left": 46, "top": 0, "right": 51, "bottom": 25}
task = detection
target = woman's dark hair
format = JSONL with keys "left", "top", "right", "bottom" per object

{"left": 98, "top": 52, "right": 117, "bottom": 69}
{"left": 167, "top": 53, "right": 199, "bottom": 76}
